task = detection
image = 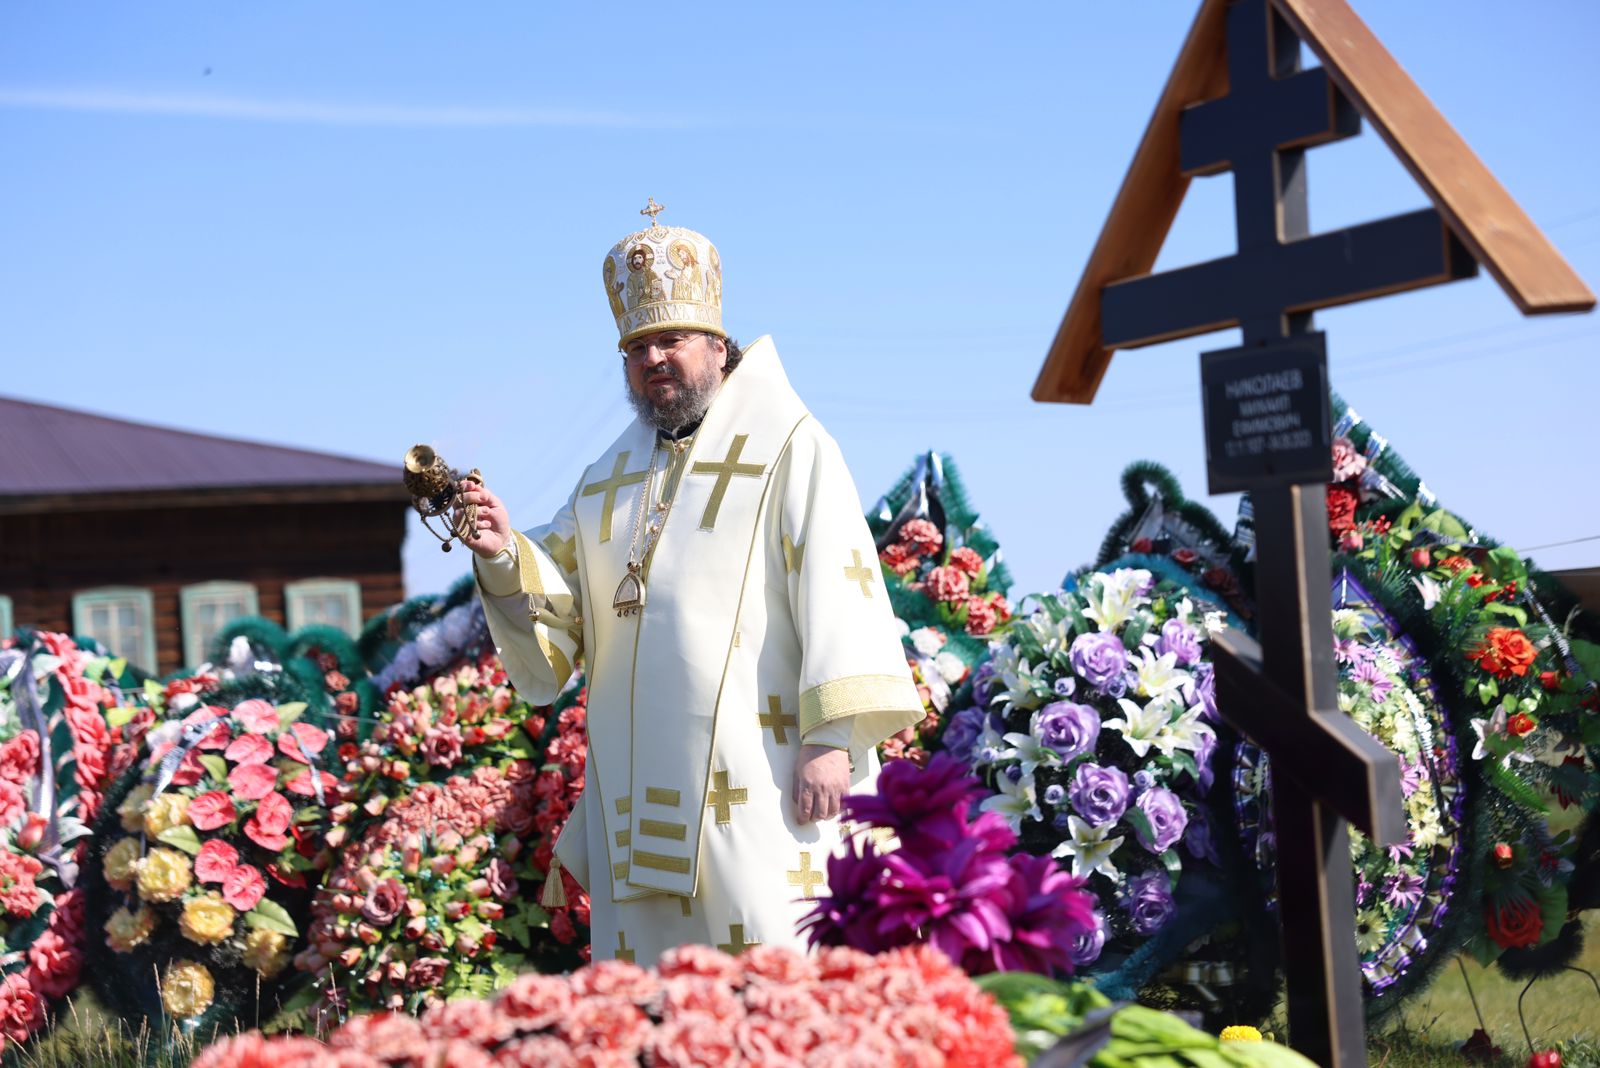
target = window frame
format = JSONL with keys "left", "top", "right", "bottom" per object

{"left": 180, "top": 580, "right": 261, "bottom": 668}
{"left": 0, "top": 594, "right": 12, "bottom": 639}
{"left": 284, "top": 578, "right": 363, "bottom": 636}
{"left": 71, "top": 586, "right": 157, "bottom": 673}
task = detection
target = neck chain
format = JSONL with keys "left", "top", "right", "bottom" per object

{"left": 611, "top": 436, "right": 690, "bottom": 616}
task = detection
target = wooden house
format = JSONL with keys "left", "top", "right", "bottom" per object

{"left": 0, "top": 396, "right": 409, "bottom": 675}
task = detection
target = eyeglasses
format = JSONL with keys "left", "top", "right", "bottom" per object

{"left": 622, "top": 331, "right": 701, "bottom": 363}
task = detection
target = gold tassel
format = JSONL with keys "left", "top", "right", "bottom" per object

{"left": 541, "top": 855, "right": 568, "bottom": 908}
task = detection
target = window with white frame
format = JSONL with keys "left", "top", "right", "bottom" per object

{"left": 180, "top": 581, "right": 260, "bottom": 668}
{"left": 72, "top": 587, "right": 156, "bottom": 673}
{"left": 0, "top": 595, "right": 12, "bottom": 639}
{"left": 285, "top": 579, "right": 362, "bottom": 636}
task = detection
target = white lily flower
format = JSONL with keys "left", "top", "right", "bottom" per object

{"left": 1081, "top": 569, "right": 1151, "bottom": 633}
{"left": 1134, "top": 647, "right": 1190, "bottom": 701}
{"left": 1155, "top": 705, "right": 1212, "bottom": 757}
{"left": 979, "top": 770, "right": 1041, "bottom": 832}
{"left": 1412, "top": 574, "right": 1442, "bottom": 610}
{"left": 1469, "top": 708, "right": 1535, "bottom": 768}
{"left": 1202, "top": 611, "right": 1225, "bottom": 636}
{"left": 1050, "top": 817, "right": 1125, "bottom": 880}
{"left": 1105, "top": 697, "right": 1168, "bottom": 759}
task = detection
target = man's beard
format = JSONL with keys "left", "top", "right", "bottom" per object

{"left": 626, "top": 365, "right": 720, "bottom": 431}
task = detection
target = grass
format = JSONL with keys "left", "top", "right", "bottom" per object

{"left": 1367, "top": 912, "right": 1600, "bottom": 1067}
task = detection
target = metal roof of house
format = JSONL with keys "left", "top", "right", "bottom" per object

{"left": 0, "top": 395, "right": 398, "bottom": 497}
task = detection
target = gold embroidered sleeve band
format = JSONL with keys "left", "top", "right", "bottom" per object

{"left": 798, "top": 673, "right": 923, "bottom": 737}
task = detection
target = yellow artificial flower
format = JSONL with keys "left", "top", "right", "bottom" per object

{"left": 118, "top": 784, "right": 154, "bottom": 832}
{"left": 241, "top": 928, "right": 291, "bottom": 979}
{"left": 104, "top": 837, "right": 144, "bottom": 891}
{"left": 136, "top": 847, "right": 193, "bottom": 903}
{"left": 160, "top": 960, "right": 215, "bottom": 1020}
{"left": 1220, "top": 1025, "right": 1264, "bottom": 1042}
{"left": 105, "top": 905, "right": 158, "bottom": 952}
{"left": 178, "top": 892, "right": 235, "bottom": 945}
{"left": 143, "top": 792, "right": 191, "bottom": 838}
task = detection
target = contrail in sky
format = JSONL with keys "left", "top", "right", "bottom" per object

{"left": 0, "top": 87, "right": 677, "bottom": 128}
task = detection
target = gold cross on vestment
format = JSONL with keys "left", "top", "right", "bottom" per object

{"left": 690, "top": 434, "right": 766, "bottom": 530}
{"left": 640, "top": 197, "right": 665, "bottom": 227}
{"left": 844, "top": 549, "right": 875, "bottom": 598}
{"left": 717, "top": 923, "right": 761, "bottom": 956}
{"left": 787, "top": 852, "right": 823, "bottom": 899}
{"left": 759, "top": 695, "right": 797, "bottom": 745}
{"left": 755, "top": 693, "right": 793, "bottom": 741}
{"left": 582, "top": 451, "right": 649, "bottom": 543}
{"left": 706, "top": 769, "right": 748, "bottom": 824}
{"left": 542, "top": 532, "right": 578, "bottom": 574}
{"left": 782, "top": 533, "right": 805, "bottom": 575}
{"left": 614, "top": 930, "right": 635, "bottom": 962}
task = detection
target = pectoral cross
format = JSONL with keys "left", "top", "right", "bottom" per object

{"left": 759, "top": 695, "right": 797, "bottom": 745}
{"left": 706, "top": 769, "right": 748, "bottom": 824}
{"left": 582, "top": 451, "right": 649, "bottom": 543}
{"left": 640, "top": 197, "right": 665, "bottom": 227}
{"left": 844, "top": 549, "right": 875, "bottom": 598}
{"left": 787, "top": 852, "right": 823, "bottom": 899}
{"left": 717, "top": 923, "right": 761, "bottom": 955}
{"left": 690, "top": 435, "right": 766, "bottom": 530}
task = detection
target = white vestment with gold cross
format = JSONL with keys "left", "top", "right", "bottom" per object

{"left": 474, "top": 335, "right": 922, "bottom": 965}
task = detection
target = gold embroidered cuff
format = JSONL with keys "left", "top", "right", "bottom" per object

{"left": 798, "top": 673, "right": 922, "bottom": 737}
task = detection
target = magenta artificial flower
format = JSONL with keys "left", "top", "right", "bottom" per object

{"left": 842, "top": 752, "right": 982, "bottom": 850}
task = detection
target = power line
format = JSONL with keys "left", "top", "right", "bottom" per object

{"left": 1518, "top": 534, "right": 1600, "bottom": 553}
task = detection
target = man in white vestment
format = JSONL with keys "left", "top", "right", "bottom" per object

{"left": 460, "top": 205, "right": 923, "bottom": 965}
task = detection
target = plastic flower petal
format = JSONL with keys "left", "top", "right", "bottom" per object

{"left": 1050, "top": 817, "right": 1124, "bottom": 881}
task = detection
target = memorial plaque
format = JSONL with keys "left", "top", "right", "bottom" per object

{"left": 1201, "top": 333, "right": 1332, "bottom": 494}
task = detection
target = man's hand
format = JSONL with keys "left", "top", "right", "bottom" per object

{"left": 455, "top": 480, "right": 512, "bottom": 558}
{"left": 793, "top": 744, "right": 850, "bottom": 825}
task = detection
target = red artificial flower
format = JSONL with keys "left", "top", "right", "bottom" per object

{"left": 879, "top": 543, "right": 920, "bottom": 576}
{"left": 25, "top": 929, "right": 83, "bottom": 999}
{"left": 898, "top": 519, "right": 943, "bottom": 556}
{"left": 228, "top": 761, "right": 279, "bottom": 801}
{"left": 167, "top": 750, "right": 206, "bottom": 788}
{"left": 188, "top": 790, "right": 238, "bottom": 831}
{"left": 0, "top": 973, "right": 44, "bottom": 1044}
{"left": 1130, "top": 537, "right": 1154, "bottom": 554}
{"left": 285, "top": 768, "right": 339, "bottom": 799}
{"left": 223, "top": 864, "right": 268, "bottom": 912}
{"left": 1506, "top": 712, "right": 1537, "bottom": 737}
{"left": 195, "top": 839, "right": 240, "bottom": 884}
{"left": 1409, "top": 548, "right": 1431, "bottom": 569}
{"left": 1171, "top": 548, "right": 1199, "bottom": 566}
{"left": 1539, "top": 671, "right": 1563, "bottom": 692}
{"left": 1485, "top": 896, "right": 1543, "bottom": 949}
{"left": 1468, "top": 628, "right": 1539, "bottom": 680}
{"left": 925, "top": 566, "right": 971, "bottom": 605}
{"left": 224, "top": 733, "right": 275, "bottom": 766}
{"left": 0, "top": 731, "right": 41, "bottom": 786}
{"left": 233, "top": 699, "right": 282, "bottom": 735}
{"left": 1492, "top": 842, "right": 1514, "bottom": 869}
{"left": 948, "top": 547, "right": 984, "bottom": 576}
{"left": 325, "top": 671, "right": 351, "bottom": 693}
{"left": 965, "top": 597, "right": 998, "bottom": 637}
{"left": 1440, "top": 555, "right": 1472, "bottom": 574}
{"left": 1326, "top": 485, "right": 1359, "bottom": 534}
{"left": 0, "top": 782, "right": 25, "bottom": 829}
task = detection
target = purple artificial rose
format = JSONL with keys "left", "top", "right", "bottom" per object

{"left": 1156, "top": 618, "right": 1202, "bottom": 667}
{"left": 1068, "top": 632, "right": 1129, "bottom": 696}
{"left": 1124, "top": 870, "right": 1175, "bottom": 935}
{"left": 941, "top": 705, "right": 987, "bottom": 764}
{"left": 1069, "top": 910, "right": 1108, "bottom": 968}
{"left": 1033, "top": 702, "right": 1101, "bottom": 761}
{"left": 1043, "top": 783, "right": 1067, "bottom": 807}
{"left": 1135, "top": 787, "right": 1188, "bottom": 854}
{"left": 1193, "top": 727, "right": 1217, "bottom": 792}
{"left": 970, "top": 660, "right": 999, "bottom": 704}
{"left": 1069, "top": 762, "right": 1130, "bottom": 826}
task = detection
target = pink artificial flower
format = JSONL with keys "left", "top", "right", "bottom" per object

{"left": 223, "top": 864, "right": 267, "bottom": 912}
{"left": 948, "top": 547, "right": 984, "bottom": 576}
{"left": 0, "top": 731, "right": 41, "bottom": 786}
{"left": 569, "top": 960, "right": 659, "bottom": 1005}
{"left": 284, "top": 769, "right": 339, "bottom": 799}
{"left": 224, "top": 733, "right": 275, "bottom": 766}
{"left": 329, "top": 1011, "right": 425, "bottom": 1059}
{"left": 0, "top": 973, "right": 44, "bottom": 1044}
{"left": 421, "top": 997, "right": 514, "bottom": 1045}
{"left": 233, "top": 699, "right": 281, "bottom": 735}
{"left": 278, "top": 723, "right": 330, "bottom": 765}
{"left": 656, "top": 944, "right": 746, "bottom": 986}
{"left": 555, "top": 995, "right": 650, "bottom": 1058}
{"left": 167, "top": 750, "right": 206, "bottom": 788}
{"left": 195, "top": 838, "right": 241, "bottom": 884}
{"left": 924, "top": 565, "right": 971, "bottom": 605}
{"left": 24, "top": 928, "right": 82, "bottom": 999}
{"left": 898, "top": 518, "right": 943, "bottom": 556}
{"left": 494, "top": 973, "right": 574, "bottom": 1029}
{"left": 228, "top": 762, "right": 279, "bottom": 802}
{"left": 0, "top": 782, "right": 25, "bottom": 829}
{"left": 188, "top": 791, "right": 238, "bottom": 831}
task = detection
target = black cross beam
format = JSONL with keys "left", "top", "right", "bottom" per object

{"left": 1101, "top": 0, "right": 1476, "bottom": 350}
{"left": 1096, "top": 3, "right": 1426, "bottom": 1065}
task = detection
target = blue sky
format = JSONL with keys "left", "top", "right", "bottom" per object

{"left": 3, "top": 2, "right": 1597, "bottom": 603}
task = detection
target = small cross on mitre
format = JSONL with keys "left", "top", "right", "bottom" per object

{"left": 640, "top": 197, "right": 665, "bottom": 227}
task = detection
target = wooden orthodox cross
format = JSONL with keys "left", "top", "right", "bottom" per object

{"left": 1031, "top": 0, "right": 1593, "bottom": 1065}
